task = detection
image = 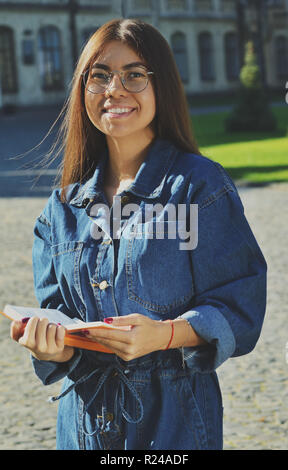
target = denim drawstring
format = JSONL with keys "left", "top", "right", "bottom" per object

{"left": 48, "top": 363, "right": 144, "bottom": 447}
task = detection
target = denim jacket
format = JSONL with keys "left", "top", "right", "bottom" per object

{"left": 31, "top": 138, "right": 267, "bottom": 450}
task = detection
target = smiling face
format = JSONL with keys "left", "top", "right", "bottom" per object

{"left": 84, "top": 41, "right": 156, "bottom": 144}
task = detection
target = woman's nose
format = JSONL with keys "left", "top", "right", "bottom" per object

{"left": 105, "top": 73, "right": 127, "bottom": 96}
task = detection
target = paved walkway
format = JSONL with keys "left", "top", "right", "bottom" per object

{"left": 218, "top": 182, "right": 288, "bottom": 450}
{"left": 0, "top": 183, "right": 287, "bottom": 450}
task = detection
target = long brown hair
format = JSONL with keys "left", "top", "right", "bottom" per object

{"left": 52, "top": 18, "right": 201, "bottom": 201}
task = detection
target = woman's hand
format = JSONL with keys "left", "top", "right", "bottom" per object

{"left": 10, "top": 317, "right": 75, "bottom": 363}
{"left": 83, "top": 313, "right": 206, "bottom": 362}
{"left": 84, "top": 314, "right": 172, "bottom": 361}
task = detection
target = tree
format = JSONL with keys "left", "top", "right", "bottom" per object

{"left": 225, "top": 41, "right": 277, "bottom": 132}
{"left": 240, "top": 41, "right": 261, "bottom": 88}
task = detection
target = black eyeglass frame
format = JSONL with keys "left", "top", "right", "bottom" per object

{"left": 81, "top": 68, "right": 154, "bottom": 94}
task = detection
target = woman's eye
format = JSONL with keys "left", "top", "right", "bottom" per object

{"left": 91, "top": 73, "right": 109, "bottom": 81}
{"left": 127, "top": 71, "right": 144, "bottom": 79}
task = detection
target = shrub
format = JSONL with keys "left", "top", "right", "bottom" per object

{"left": 225, "top": 41, "right": 277, "bottom": 132}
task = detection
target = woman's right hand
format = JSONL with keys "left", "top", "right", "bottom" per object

{"left": 10, "top": 316, "right": 75, "bottom": 363}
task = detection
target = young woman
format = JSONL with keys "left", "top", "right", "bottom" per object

{"left": 10, "top": 18, "right": 267, "bottom": 450}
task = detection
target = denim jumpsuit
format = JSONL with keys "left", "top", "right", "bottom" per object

{"left": 31, "top": 138, "right": 267, "bottom": 450}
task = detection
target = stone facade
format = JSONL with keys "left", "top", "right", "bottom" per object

{"left": 0, "top": 0, "right": 287, "bottom": 107}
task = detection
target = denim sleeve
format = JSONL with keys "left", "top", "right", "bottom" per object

{"left": 180, "top": 187, "right": 267, "bottom": 372}
{"left": 31, "top": 204, "right": 83, "bottom": 385}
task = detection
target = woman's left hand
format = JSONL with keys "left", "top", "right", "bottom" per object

{"left": 84, "top": 314, "right": 172, "bottom": 361}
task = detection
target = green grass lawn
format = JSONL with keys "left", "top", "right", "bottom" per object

{"left": 191, "top": 105, "right": 288, "bottom": 184}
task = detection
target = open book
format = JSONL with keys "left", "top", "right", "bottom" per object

{"left": 1, "top": 304, "right": 131, "bottom": 353}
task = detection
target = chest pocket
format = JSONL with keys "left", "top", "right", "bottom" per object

{"left": 125, "top": 222, "right": 194, "bottom": 314}
{"left": 51, "top": 241, "right": 85, "bottom": 315}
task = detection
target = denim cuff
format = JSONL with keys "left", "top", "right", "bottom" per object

{"left": 179, "top": 305, "right": 236, "bottom": 372}
{"left": 31, "top": 348, "right": 83, "bottom": 386}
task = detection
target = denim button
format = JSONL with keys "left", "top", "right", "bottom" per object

{"left": 121, "top": 195, "right": 130, "bottom": 205}
{"left": 99, "top": 280, "right": 109, "bottom": 290}
{"left": 101, "top": 238, "right": 112, "bottom": 245}
{"left": 124, "top": 369, "right": 130, "bottom": 374}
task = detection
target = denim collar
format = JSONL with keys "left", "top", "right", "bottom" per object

{"left": 69, "top": 138, "right": 178, "bottom": 207}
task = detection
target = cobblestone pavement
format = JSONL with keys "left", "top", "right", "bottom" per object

{"left": 0, "top": 183, "right": 287, "bottom": 450}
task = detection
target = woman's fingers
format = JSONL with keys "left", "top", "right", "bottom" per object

{"left": 35, "top": 317, "right": 51, "bottom": 351}
{"left": 86, "top": 325, "right": 132, "bottom": 344}
{"left": 16, "top": 317, "right": 65, "bottom": 355}
{"left": 55, "top": 324, "right": 66, "bottom": 348}
{"left": 18, "top": 316, "right": 39, "bottom": 349}
{"left": 10, "top": 320, "right": 25, "bottom": 342}
{"left": 85, "top": 313, "right": 167, "bottom": 361}
{"left": 10, "top": 316, "right": 74, "bottom": 363}
{"left": 104, "top": 313, "right": 142, "bottom": 327}
{"left": 88, "top": 335, "right": 141, "bottom": 362}
{"left": 84, "top": 315, "right": 139, "bottom": 343}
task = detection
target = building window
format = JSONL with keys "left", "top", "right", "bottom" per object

{"left": 198, "top": 32, "right": 215, "bottom": 81}
{"left": 224, "top": 32, "right": 240, "bottom": 81}
{"left": 171, "top": 32, "right": 189, "bottom": 82}
{"left": 275, "top": 35, "right": 288, "bottom": 79}
{"left": 133, "top": 0, "right": 152, "bottom": 10}
{"left": 22, "top": 39, "right": 34, "bottom": 65}
{"left": 267, "top": 0, "right": 284, "bottom": 7}
{"left": 81, "top": 27, "right": 99, "bottom": 48}
{"left": 166, "top": 0, "right": 187, "bottom": 10}
{"left": 0, "top": 26, "right": 17, "bottom": 93}
{"left": 22, "top": 30, "right": 34, "bottom": 65}
{"left": 194, "top": 0, "right": 213, "bottom": 12}
{"left": 221, "top": 0, "right": 235, "bottom": 12}
{"left": 38, "top": 26, "right": 63, "bottom": 91}
{"left": 251, "top": 32, "right": 261, "bottom": 67}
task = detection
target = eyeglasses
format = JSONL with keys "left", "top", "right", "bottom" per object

{"left": 82, "top": 66, "right": 154, "bottom": 94}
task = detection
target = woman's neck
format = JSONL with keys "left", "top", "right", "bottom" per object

{"left": 105, "top": 132, "right": 155, "bottom": 188}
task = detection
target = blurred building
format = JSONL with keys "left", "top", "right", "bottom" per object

{"left": 0, "top": 0, "right": 287, "bottom": 107}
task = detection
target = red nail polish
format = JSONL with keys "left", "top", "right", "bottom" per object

{"left": 21, "top": 317, "right": 30, "bottom": 324}
{"left": 104, "top": 317, "right": 113, "bottom": 324}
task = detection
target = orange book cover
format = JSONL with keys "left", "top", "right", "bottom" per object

{"left": 1, "top": 304, "right": 130, "bottom": 353}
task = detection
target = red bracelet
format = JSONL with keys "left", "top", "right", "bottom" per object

{"left": 164, "top": 320, "right": 174, "bottom": 350}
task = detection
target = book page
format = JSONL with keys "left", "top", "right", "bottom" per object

{"left": 3, "top": 305, "right": 79, "bottom": 327}
{"left": 2, "top": 305, "right": 131, "bottom": 332}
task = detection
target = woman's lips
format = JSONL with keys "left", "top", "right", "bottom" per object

{"left": 103, "top": 108, "right": 136, "bottom": 118}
